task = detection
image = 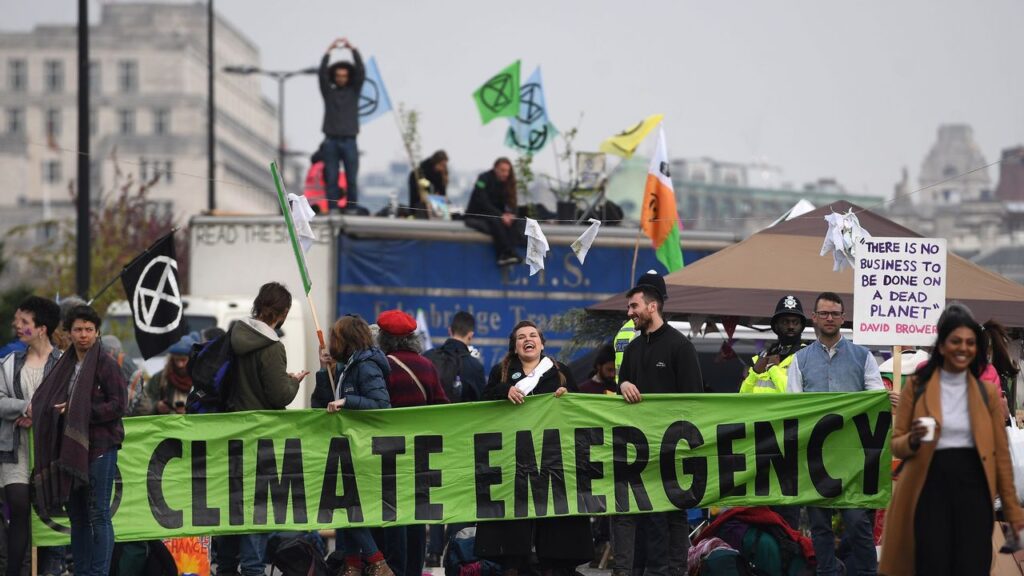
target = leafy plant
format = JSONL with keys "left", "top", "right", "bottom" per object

{"left": 4, "top": 155, "right": 185, "bottom": 316}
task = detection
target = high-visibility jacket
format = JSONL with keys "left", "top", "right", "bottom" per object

{"left": 613, "top": 320, "right": 638, "bottom": 374}
{"left": 739, "top": 352, "right": 796, "bottom": 394}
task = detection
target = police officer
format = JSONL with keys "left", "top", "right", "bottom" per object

{"left": 739, "top": 295, "right": 807, "bottom": 394}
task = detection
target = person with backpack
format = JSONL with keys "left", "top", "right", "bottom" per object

{"left": 213, "top": 282, "right": 308, "bottom": 576}
{"left": 475, "top": 321, "right": 592, "bottom": 576}
{"left": 424, "top": 311, "right": 485, "bottom": 404}
{"left": 0, "top": 296, "right": 61, "bottom": 576}
{"left": 422, "top": 311, "right": 484, "bottom": 566}
{"left": 880, "top": 305, "right": 1024, "bottom": 575}
{"left": 313, "top": 314, "right": 394, "bottom": 576}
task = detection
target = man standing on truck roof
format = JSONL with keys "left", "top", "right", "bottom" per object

{"left": 319, "top": 37, "right": 365, "bottom": 214}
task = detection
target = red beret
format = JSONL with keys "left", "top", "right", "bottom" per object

{"left": 377, "top": 310, "right": 417, "bottom": 336}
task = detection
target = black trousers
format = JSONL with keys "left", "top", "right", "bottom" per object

{"left": 464, "top": 217, "right": 524, "bottom": 258}
{"left": 914, "top": 448, "right": 994, "bottom": 575}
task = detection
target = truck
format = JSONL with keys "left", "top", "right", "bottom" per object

{"left": 183, "top": 215, "right": 738, "bottom": 406}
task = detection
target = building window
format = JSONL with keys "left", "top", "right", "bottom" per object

{"left": 45, "top": 108, "right": 62, "bottom": 138}
{"left": 44, "top": 60, "right": 64, "bottom": 93}
{"left": 89, "top": 60, "right": 101, "bottom": 95}
{"left": 43, "top": 160, "right": 62, "bottom": 184}
{"left": 118, "top": 60, "right": 138, "bottom": 93}
{"left": 6, "top": 108, "right": 23, "bottom": 134}
{"left": 163, "top": 160, "right": 173, "bottom": 183}
{"left": 153, "top": 109, "right": 170, "bottom": 135}
{"left": 89, "top": 108, "right": 98, "bottom": 136}
{"left": 118, "top": 109, "right": 135, "bottom": 135}
{"left": 7, "top": 59, "right": 26, "bottom": 92}
{"left": 140, "top": 157, "right": 149, "bottom": 181}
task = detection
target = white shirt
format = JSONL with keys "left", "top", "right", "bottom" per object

{"left": 786, "top": 337, "right": 885, "bottom": 393}
{"left": 936, "top": 369, "right": 975, "bottom": 450}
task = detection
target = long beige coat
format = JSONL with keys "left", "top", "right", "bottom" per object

{"left": 879, "top": 371, "right": 1023, "bottom": 575}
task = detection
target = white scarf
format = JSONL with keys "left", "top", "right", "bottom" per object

{"left": 514, "top": 357, "right": 555, "bottom": 396}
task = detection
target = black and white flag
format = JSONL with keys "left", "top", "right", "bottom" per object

{"left": 120, "top": 233, "right": 186, "bottom": 359}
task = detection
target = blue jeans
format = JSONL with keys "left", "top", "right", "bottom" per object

{"left": 213, "top": 533, "right": 268, "bottom": 576}
{"left": 807, "top": 507, "right": 877, "bottom": 576}
{"left": 340, "top": 527, "right": 379, "bottom": 558}
{"left": 322, "top": 136, "right": 359, "bottom": 208}
{"left": 66, "top": 449, "right": 117, "bottom": 576}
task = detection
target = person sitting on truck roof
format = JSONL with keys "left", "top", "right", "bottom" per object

{"left": 407, "top": 150, "right": 449, "bottom": 219}
{"left": 464, "top": 157, "right": 526, "bottom": 267}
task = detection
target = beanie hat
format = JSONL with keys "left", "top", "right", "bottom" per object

{"left": 628, "top": 269, "right": 667, "bottom": 301}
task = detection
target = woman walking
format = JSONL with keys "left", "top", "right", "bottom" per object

{"left": 880, "top": 305, "right": 1024, "bottom": 575}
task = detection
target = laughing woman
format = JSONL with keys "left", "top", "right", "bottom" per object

{"left": 475, "top": 321, "right": 592, "bottom": 576}
{"left": 880, "top": 305, "right": 1024, "bottom": 575}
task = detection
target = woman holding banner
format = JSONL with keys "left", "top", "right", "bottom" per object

{"left": 476, "top": 321, "right": 592, "bottom": 576}
{"left": 314, "top": 315, "right": 394, "bottom": 576}
{"left": 880, "top": 305, "right": 1024, "bottom": 575}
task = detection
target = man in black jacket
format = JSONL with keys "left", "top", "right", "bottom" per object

{"left": 421, "top": 311, "right": 486, "bottom": 566}
{"left": 319, "top": 37, "right": 365, "bottom": 213}
{"left": 612, "top": 271, "right": 703, "bottom": 576}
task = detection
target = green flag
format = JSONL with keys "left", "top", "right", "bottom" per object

{"left": 473, "top": 60, "right": 521, "bottom": 125}
{"left": 271, "top": 162, "right": 312, "bottom": 295}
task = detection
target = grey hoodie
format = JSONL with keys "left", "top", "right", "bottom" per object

{"left": 226, "top": 318, "right": 300, "bottom": 412}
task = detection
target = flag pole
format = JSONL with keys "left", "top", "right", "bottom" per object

{"left": 271, "top": 162, "right": 335, "bottom": 391}
{"left": 630, "top": 221, "right": 644, "bottom": 285}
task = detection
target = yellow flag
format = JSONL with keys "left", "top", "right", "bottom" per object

{"left": 599, "top": 113, "right": 664, "bottom": 158}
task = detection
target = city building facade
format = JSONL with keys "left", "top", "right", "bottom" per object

{"left": 0, "top": 2, "right": 284, "bottom": 226}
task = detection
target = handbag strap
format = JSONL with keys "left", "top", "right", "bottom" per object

{"left": 388, "top": 354, "right": 428, "bottom": 401}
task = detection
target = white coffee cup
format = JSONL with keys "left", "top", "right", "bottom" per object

{"left": 918, "top": 416, "right": 937, "bottom": 442}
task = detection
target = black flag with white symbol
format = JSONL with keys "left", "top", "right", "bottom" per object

{"left": 120, "top": 233, "right": 186, "bottom": 359}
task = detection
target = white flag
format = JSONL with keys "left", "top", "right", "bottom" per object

{"left": 570, "top": 218, "right": 602, "bottom": 264}
{"left": 288, "top": 193, "right": 317, "bottom": 253}
{"left": 415, "top": 308, "right": 433, "bottom": 351}
{"left": 524, "top": 218, "right": 549, "bottom": 276}
{"left": 820, "top": 209, "right": 871, "bottom": 272}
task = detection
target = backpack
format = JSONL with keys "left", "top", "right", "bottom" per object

{"left": 267, "top": 532, "right": 329, "bottom": 576}
{"left": 110, "top": 540, "right": 178, "bottom": 576}
{"left": 700, "top": 548, "right": 755, "bottom": 576}
{"left": 739, "top": 525, "right": 810, "bottom": 576}
{"left": 186, "top": 329, "right": 236, "bottom": 414}
{"left": 425, "top": 346, "right": 466, "bottom": 402}
{"left": 443, "top": 527, "right": 502, "bottom": 576}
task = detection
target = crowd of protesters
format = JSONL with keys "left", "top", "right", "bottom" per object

{"left": 1, "top": 270, "right": 1022, "bottom": 576}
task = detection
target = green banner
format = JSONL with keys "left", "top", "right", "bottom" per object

{"left": 32, "top": 392, "right": 892, "bottom": 544}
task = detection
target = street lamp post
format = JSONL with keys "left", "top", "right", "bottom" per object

{"left": 223, "top": 65, "right": 318, "bottom": 169}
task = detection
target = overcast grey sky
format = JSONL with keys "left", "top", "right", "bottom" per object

{"left": 9, "top": 0, "right": 1024, "bottom": 199}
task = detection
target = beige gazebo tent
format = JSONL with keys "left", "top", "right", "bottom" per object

{"left": 590, "top": 201, "right": 1024, "bottom": 329}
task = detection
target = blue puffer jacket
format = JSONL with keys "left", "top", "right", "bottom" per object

{"left": 311, "top": 347, "right": 392, "bottom": 410}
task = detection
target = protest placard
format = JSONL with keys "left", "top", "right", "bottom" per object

{"left": 854, "top": 237, "right": 947, "bottom": 346}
